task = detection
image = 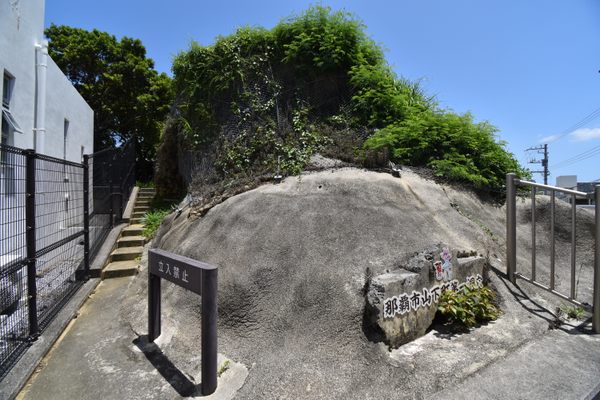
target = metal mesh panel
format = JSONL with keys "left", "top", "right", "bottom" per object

{"left": 1, "top": 143, "right": 136, "bottom": 379}
{"left": 90, "top": 142, "right": 136, "bottom": 219}
{"left": 36, "top": 237, "right": 83, "bottom": 330}
{"left": 33, "top": 155, "right": 85, "bottom": 329}
{"left": 0, "top": 145, "right": 29, "bottom": 379}
{"left": 87, "top": 155, "right": 111, "bottom": 261}
{"left": 120, "top": 143, "right": 136, "bottom": 213}
{"left": 34, "top": 155, "right": 84, "bottom": 253}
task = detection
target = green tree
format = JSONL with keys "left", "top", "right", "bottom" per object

{"left": 164, "top": 6, "right": 526, "bottom": 196}
{"left": 45, "top": 24, "right": 173, "bottom": 179}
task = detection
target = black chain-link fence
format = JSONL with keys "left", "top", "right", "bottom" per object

{"left": 0, "top": 145, "right": 28, "bottom": 381}
{"left": 0, "top": 142, "right": 135, "bottom": 380}
{"left": 87, "top": 142, "right": 136, "bottom": 260}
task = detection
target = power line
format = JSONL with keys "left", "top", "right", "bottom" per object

{"left": 562, "top": 107, "right": 600, "bottom": 134}
{"left": 552, "top": 144, "right": 600, "bottom": 166}
{"left": 543, "top": 106, "right": 600, "bottom": 144}
{"left": 526, "top": 106, "right": 600, "bottom": 181}
{"left": 551, "top": 144, "right": 600, "bottom": 170}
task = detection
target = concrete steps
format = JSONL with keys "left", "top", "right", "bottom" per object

{"left": 101, "top": 187, "right": 155, "bottom": 279}
{"left": 110, "top": 246, "right": 144, "bottom": 262}
{"left": 117, "top": 236, "right": 145, "bottom": 248}
{"left": 101, "top": 260, "right": 141, "bottom": 279}
{"left": 121, "top": 225, "right": 144, "bottom": 236}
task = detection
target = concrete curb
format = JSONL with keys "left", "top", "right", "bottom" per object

{"left": 0, "top": 222, "right": 126, "bottom": 400}
{"left": 89, "top": 223, "right": 127, "bottom": 278}
{"left": 122, "top": 186, "right": 139, "bottom": 222}
{"left": 584, "top": 381, "right": 600, "bottom": 400}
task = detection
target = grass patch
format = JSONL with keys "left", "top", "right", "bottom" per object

{"left": 141, "top": 195, "right": 183, "bottom": 239}
{"left": 559, "top": 304, "right": 585, "bottom": 320}
{"left": 142, "top": 208, "right": 171, "bottom": 238}
{"left": 136, "top": 180, "right": 155, "bottom": 188}
{"left": 217, "top": 360, "right": 231, "bottom": 377}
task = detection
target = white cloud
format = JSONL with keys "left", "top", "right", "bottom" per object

{"left": 539, "top": 134, "right": 560, "bottom": 144}
{"left": 569, "top": 127, "right": 600, "bottom": 142}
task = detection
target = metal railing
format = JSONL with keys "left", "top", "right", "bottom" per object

{"left": 0, "top": 142, "right": 135, "bottom": 379}
{"left": 1, "top": 145, "right": 87, "bottom": 379}
{"left": 506, "top": 173, "right": 600, "bottom": 333}
{"left": 86, "top": 142, "right": 136, "bottom": 260}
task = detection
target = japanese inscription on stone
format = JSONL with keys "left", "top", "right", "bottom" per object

{"left": 383, "top": 274, "right": 483, "bottom": 319}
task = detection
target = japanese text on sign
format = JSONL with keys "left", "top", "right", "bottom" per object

{"left": 148, "top": 248, "right": 215, "bottom": 296}
{"left": 158, "top": 259, "right": 190, "bottom": 283}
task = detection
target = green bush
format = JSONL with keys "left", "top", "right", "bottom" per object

{"left": 142, "top": 208, "right": 171, "bottom": 239}
{"left": 364, "top": 110, "right": 528, "bottom": 192}
{"left": 437, "top": 283, "right": 500, "bottom": 329}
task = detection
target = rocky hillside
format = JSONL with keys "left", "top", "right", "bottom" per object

{"left": 121, "top": 167, "right": 595, "bottom": 399}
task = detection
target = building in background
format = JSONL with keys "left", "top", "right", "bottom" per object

{"left": 0, "top": 0, "right": 93, "bottom": 162}
{"left": 556, "top": 175, "right": 597, "bottom": 207}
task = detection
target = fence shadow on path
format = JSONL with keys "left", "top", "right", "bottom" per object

{"left": 133, "top": 335, "right": 199, "bottom": 397}
{"left": 490, "top": 265, "right": 593, "bottom": 335}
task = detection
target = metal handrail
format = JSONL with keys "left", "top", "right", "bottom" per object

{"left": 515, "top": 178, "right": 590, "bottom": 197}
{"left": 506, "top": 173, "right": 600, "bottom": 333}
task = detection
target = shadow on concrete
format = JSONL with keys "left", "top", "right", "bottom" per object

{"left": 361, "top": 268, "right": 388, "bottom": 345}
{"left": 489, "top": 265, "right": 592, "bottom": 335}
{"left": 133, "top": 335, "right": 199, "bottom": 397}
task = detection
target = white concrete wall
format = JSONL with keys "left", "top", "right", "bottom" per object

{"left": 1, "top": 0, "right": 94, "bottom": 259}
{"left": 45, "top": 58, "right": 94, "bottom": 160}
{"left": 0, "top": 0, "right": 45, "bottom": 150}
{"left": 0, "top": 0, "right": 93, "bottom": 160}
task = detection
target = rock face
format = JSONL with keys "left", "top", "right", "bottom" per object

{"left": 366, "top": 245, "right": 486, "bottom": 347}
{"left": 136, "top": 167, "right": 595, "bottom": 399}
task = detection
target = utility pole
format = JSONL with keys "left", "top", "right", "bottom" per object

{"left": 526, "top": 144, "right": 549, "bottom": 185}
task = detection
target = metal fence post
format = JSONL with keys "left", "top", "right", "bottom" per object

{"left": 109, "top": 181, "right": 114, "bottom": 227}
{"left": 506, "top": 173, "right": 517, "bottom": 284}
{"left": 119, "top": 188, "right": 124, "bottom": 221}
{"left": 82, "top": 154, "right": 90, "bottom": 281}
{"left": 593, "top": 185, "right": 600, "bottom": 333}
{"left": 201, "top": 268, "right": 218, "bottom": 396}
{"left": 24, "top": 149, "right": 39, "bottom": 339}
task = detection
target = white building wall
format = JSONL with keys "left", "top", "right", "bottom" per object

{"left": 0, "top": 0, "right": 93, "bottom": 160}
{"left": 1, "top": 0, "right": 94, "bottom": 262}
{"left": 556, "top": 175, "right": 577, "bottom": 190}
{"left": 45, "top": 58, "right": 94, "bottom": 160}
{"left": 0, "top": 0, "right": 44, "bottom": 150}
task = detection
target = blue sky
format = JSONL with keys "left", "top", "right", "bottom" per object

{"left": 45, "top": 1, "right": 600, "bottom": 183}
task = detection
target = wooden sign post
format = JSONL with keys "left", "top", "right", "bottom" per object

{"left": 148, "top": 248, "right": 218, "bottom": 396}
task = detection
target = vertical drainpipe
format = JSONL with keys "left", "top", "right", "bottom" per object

{"left": 34, "top": 40, "right": 48, "bottom": 153}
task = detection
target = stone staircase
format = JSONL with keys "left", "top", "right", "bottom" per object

{"left": 101, "top": 187, "right": 155, "bottom": 279}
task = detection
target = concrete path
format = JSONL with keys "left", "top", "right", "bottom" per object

{"left": 431, "top": 327, "right": 600, "bottom": 400}
{"left": 15, "top": 272, "right": 600, "bottom": 400}
{"left": 16, "top": 276, "right": 247, "bottom": 400}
